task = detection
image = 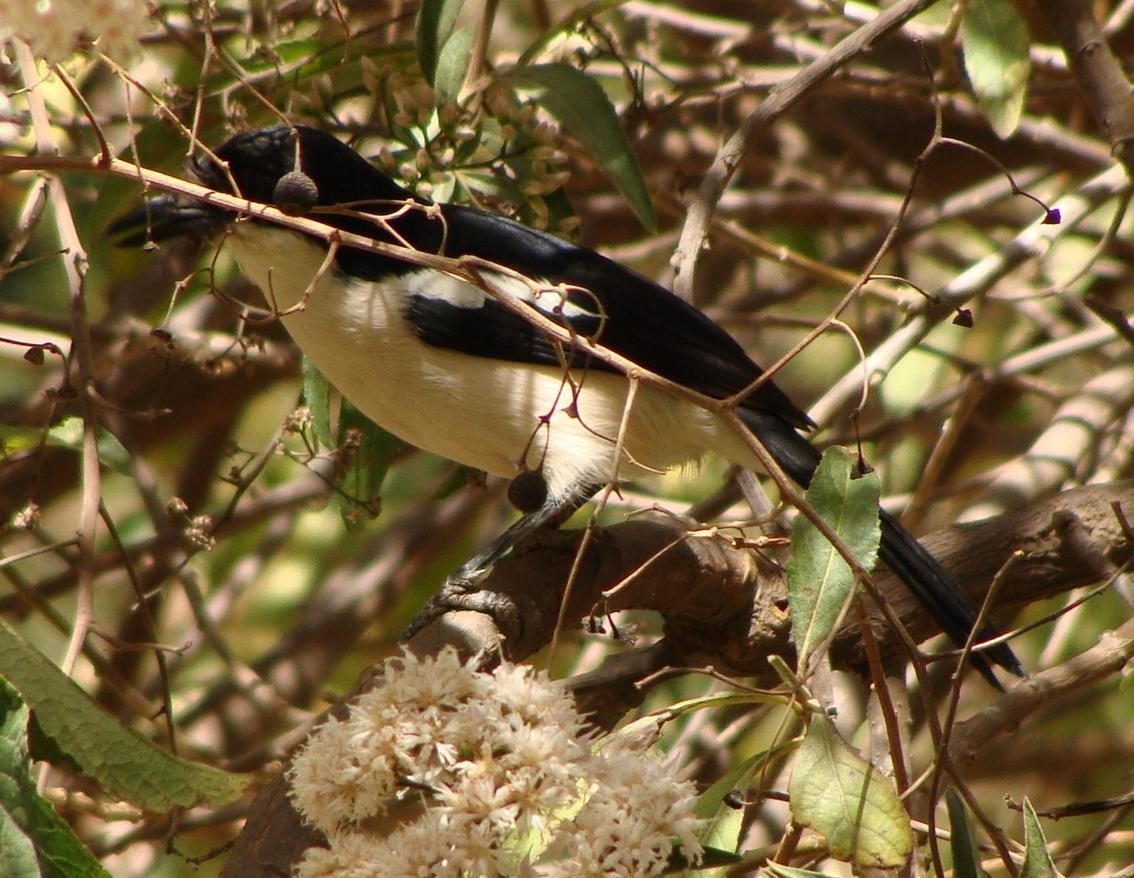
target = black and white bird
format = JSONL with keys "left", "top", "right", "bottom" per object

{"left": 112, "top": 124, "right": 1021, "bottom": 686}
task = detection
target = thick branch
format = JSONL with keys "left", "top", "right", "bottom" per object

{"left": 220, "top": 480, "right": 1134, "bottom": 876}
{"left": 1035, "top": 0, "right": 1134, "bottom": 168}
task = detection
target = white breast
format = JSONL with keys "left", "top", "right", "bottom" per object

{"left": 226, "top": 224, "right": 753, "bottom": 500}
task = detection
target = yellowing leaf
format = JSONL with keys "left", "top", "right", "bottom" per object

{"left": 788, "top": 714, "right": 913, "bottom": 868}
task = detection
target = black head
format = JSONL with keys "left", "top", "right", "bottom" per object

{"left": 190, "top": 126, "right": 420, "bottom": 213}
{"left": 111, "top": 126, "right": 435, "bottom": 259}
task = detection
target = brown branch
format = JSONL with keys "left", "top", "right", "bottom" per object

{"left": 670, "top": 0, "right": 940, "bottom": 299}
{"left": 219, "top": 480, "right": 1134, "bottom": 876}
{"left": 1034, "top": 0, "right": 1134, "bottom": 169}
{"left": 948, "top": 617, "right": 1134, "bottom": 774}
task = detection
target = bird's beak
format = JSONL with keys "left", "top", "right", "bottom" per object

{"left": 108, "top": 194, "right": 227, "bottom": 248}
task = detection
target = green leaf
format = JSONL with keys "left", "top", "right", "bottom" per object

{"left": 504, "top": 63, "right": 657, "bottom": 231}
{"left": 946, "top": 788, "right": 987, "bottom": 878}
{"left": 235, "top": 36, "right": 323, "bottom": 76}
{"left": 337, "top": 399, "right": 398, "bottom": 526}
{"left": 1, "top": 679, "right": 112, "bottom": 878}
{"left": 302, "top": 358, "right": 333, "bottom": 448}
{"left": 0, "top": 619, "right": 247, "bottom": 811}
{"left": 1020, "top": 797, "right": 1060, "bottom": 878}
{"left": 417, "top": 0, "right": 467, "bottom": 85}
{"left": 788, "top": 714, "right": 913, "bottom": 868}
{"left": 669, "top": 845, "right": 740, "bottom": 871}
{"left": 434, "top": 26, "right": 474, "bottom": 104}
{"left": 786, "top": 448, "right": 880, "bottom": 675}
{"left": 46, "top": 417, "right": 132, "bottom": 477}
{"left": 303, "top": 359, "right": 396, "bottom": 524}
{"left": 961, "top": 0, "right": 1031, "bottom": 138}
{"left": 617, "top": 691, "right": 788, "bottom": 742}
{"left": 517, "top": 0, "right": 632, "bottom": 67}
{"left": 694, "top": 740, "right": 797, "bottom": 857}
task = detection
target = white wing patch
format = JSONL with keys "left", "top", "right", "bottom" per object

{"left": 401, "top": 267, "right": 601, "bottom": 325}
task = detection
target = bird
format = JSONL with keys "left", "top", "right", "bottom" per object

{"left": 111, "top": 124, "right": 1022, "bottom": 687}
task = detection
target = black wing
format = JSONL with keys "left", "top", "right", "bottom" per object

{"left": 110, "top": 124, "right": 810, "bottom": 431}
{"left": 403, "top": 205, "right": 815, "bottom": 431}
{"left": 110, "top": 125, "right": 1023, "bottom": 685}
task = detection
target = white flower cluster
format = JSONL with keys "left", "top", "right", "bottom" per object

{"left": 288, "top": 649, "right": 704, "bottom": 877}
{"left": 0, "top": 0, "right": 148, "bottom": 62}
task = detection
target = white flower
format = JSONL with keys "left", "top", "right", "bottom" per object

{"left": 289, "top": 714, "right": 398, "bottom": 831}
{"left": 0, "top": 0, "right": 148, "bottom": 61}
{"left": 560, "top": 737, "right": 704, "bottom": 876}
{"left": 289, "top": 648, "right": 706, "bottom": 877}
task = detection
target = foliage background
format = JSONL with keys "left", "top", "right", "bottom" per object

{"left": 1, "top": 0, "right": 1133, "bottom": 875}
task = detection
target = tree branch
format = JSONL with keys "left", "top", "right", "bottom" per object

{"left": 219, "top": 480, "right": 1134, "bottom": 876}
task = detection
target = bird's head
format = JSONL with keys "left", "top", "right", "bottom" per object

{"left": 110, "top": 125, "right": 426, "bottom": 247}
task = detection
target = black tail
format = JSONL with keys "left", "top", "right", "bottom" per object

{"left": 878, "top": 508, "right": 1023, "bottom": 687}
{"left": 739, "top": 409, "right": 1023, "bottom": 688}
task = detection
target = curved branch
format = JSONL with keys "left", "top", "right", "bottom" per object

{"left": 219, "top": 480, "right": 1134, "bottom": 877}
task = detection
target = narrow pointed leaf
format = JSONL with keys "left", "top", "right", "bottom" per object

{"left": 517, "top": 0, "right": 631, "bottom": 66}
{"left": 695, "top": 751, "right": 764, "bottom": 854}
{"left": 416, "top": 0, "right": 466, "bottom": 84}
{"left": 434, "top": 26, "right": 474, "bottom": 104}
{"left": 946, "top": 788, "right": 987, "bottom": 878}
{"left": 303, "top": 360, "right": 396, "bottom": 526}
{"left": 337, "top": 398, "right": 398, "bottom": 527}
{"left": 302, "top": 357, "right": 333, "bottom": 447}
{"left": 786, "top": 448, "right": 880, "bottom": 674}
{"left": 1020, "top": 797, "right": 1060, "bottom": 878}
{"left": 0, "top": 620, "right": 246, "bottom": 811}
{"left": 505, "top": 63, "right": 657, "bottom": 231}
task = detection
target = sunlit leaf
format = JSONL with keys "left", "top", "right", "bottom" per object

{"left": 961, "top": 0, "right": 1031, "bottom": 138}
{"left": 786, "top": 448, "right": 880, "bottom": 675}
{"left": 788, "top": 714, "right": 913, "bottom": 867}
{"left": 417, "top": 0, "right": 467, "bottom": 85}
{"left": 46, "top": 417, "right": 132, "bottom": 476}
{"left": 0, "top": 620, "right": 247, "bottom": 812}
{"left": 434, "top": 26, "right": 473, "bottom": 104}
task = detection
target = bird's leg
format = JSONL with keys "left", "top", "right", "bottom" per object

{"left": 403, "top": 484, "right": 598, "bottom": 638}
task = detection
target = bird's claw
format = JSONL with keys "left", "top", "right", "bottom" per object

{"left": 402, "top": 565, "right": 522, "bottom": 640}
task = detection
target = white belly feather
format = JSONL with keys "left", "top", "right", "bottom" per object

{"left": 228, "top": 225, "right": 752, "bottom": 499}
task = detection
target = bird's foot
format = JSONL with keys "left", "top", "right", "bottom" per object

{"left": 402, "top": 562, "right": 521, "bottom": 640}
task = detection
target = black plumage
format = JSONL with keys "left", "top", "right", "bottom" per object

{"left": 112, "top": 125, "right": 1022, "bottom": 685}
